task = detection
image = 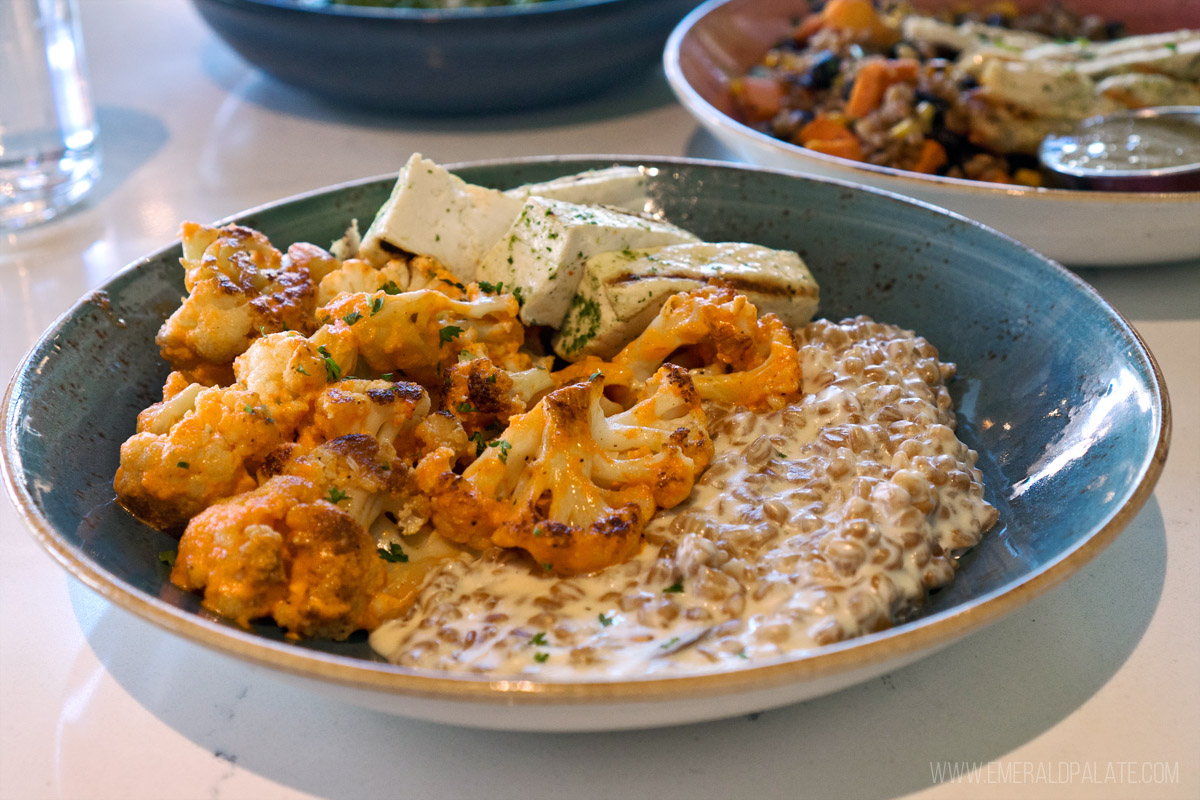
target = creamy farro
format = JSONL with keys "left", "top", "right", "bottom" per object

{"left": 369, "top": 315, "right": 997, "bottom": 676}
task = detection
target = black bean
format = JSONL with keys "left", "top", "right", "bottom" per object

{"left": 800, "top": 50, "right": 840, "bottom": 90}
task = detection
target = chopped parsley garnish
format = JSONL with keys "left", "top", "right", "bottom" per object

{"left": 486, "top": 373, "right": 497, "bottom": 384}
{"left": 598, "top": 613, "right": 613, "bottom": 627}
{"left": 488, "top": 439, "right": 512, "bottom": 463}
{"left": 326, "top": 486, "right": 349, "bottom": 504}
{"left": 736, "top": 649, "right": 749, "bottom": 660}
{"left": 377, "top": 542, "right": 408, "bottom": 563}
{"left": 439, "top": 325, "right": 463, "bottom": 344}
{"left": 456, "top": 402, "right": 477, "bottom": 414}
{"left": 158, "top": 550, "right": 177, "bottom": 567}
{"left": 441, "top": 278, "right": 466, "bottom": 291}
{"left": 663, "top": 580, "right": 684, "bottom": 593}
{"left": 530, "top": 632, "right": 547, "bottom": 646}
{"left": 533, "top": 652, "right": 549, "bottom": 663}
{"left": 542, "top": 563, "right": 553, "bottom": 572}
{"left": 316, "top": 345, "right": 342, "bottom": 382}
{"left": 296, "top": 364, "right": 310, "bottom": 376}
{"left": 532, "top": 526, "right": 544, "bottom": 538}
{"left": 380, "top": 372, "right": 393, "bottom": 380}
{"left": 1166, "top": 42, "right": 1178, "bottom": 52}
{"left": 476, "top": 280, "right": 500, "bottom": 294}
{"left": 382, "top": 280, "right": 402, "bottom": 295}
{"left": 661, "top": 637, "right": 680, "bottom": 650}
{"left": 589, "top": 370, "right": 603, "bottom": 381}
{"left": 468, "top": 431, "right": 488, "bottom": 456}
{"left": 342, "top": 310, "right": 362, "bottom": 326}
{"left": 370, "top": 296, "right": 384, "bottom": 315}
{"left": 176, "top": 461, "right": 189, "bottom": 469}
{"left": 512, "top": 286, "right": 525, "bottom": 306}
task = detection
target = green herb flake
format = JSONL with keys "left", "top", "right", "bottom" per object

{"left": 441, "top": 277, "right": 466, "bottom": 291}
{"left": 296, "top": 364, "right": 310, "bottom": 376}
{"left": 176, "top": 461, "right": 189, "bottom": 469}
{"left": 533, "top": 652, "right": 549, "bottom": 663}
{"left": 1166, "top": 42, "right": 1178, "bottom": 52}
{"left": 158, "top": 550, "right": 177, "bottom": 568}
{"left": 381, "top": 372, "right": 393, "bottom": 380}
{"left": 469, "top": 431, "right": 488, "bottom": 456}
{"left": 736, "top": 649, "right": 749, "bottom": 660}
{"left": 598, "top": 613, "right": 613, "bottom": 627}
{"left": 316, "top": 345, "right": 342, "bottom": 382}
{"left": 377, "top": 542, "right": 409, "bottom": 563}
{"left": 589, "top": 370, "right": 603, "bottom": 381}
{"left": 542, "top": 563, "right": 553, "bottom": 572}
{"left": 326, "top": 486, "right": 349, "bottom": 504}
{"left": 342, "top": 310, "right": 363, "bottom": 326}
{"left": 439, "top": 325, "right": 464, "bottom": 344}
{"left": 486, "top": 373, "right": 497, "bottom": 384}
{"left": 512, "top": 286, "right": 525, "bottom": 306}
{"left": 530, "top": 632, "right": 548, "bottom": 646}
{"left": 663, "top": 580, "right": 684, "bottom": 593}
{"left": 488, "top": 439, "right": 512, "bottom": 463}
{"left": 370, "top": 296, "right": 384, "bottom": 315}
{"left": 382, "top": 280, "right": 402, "bottom": 295}
{"left": 661, "top": 637, "right": 680, "bottom": 650}
{"left": 456, "top": 402, "right": 477, "bottom": 414}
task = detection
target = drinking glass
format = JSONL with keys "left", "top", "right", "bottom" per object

{"left": 0, "top": 0, "right": 100, "bottom": 230}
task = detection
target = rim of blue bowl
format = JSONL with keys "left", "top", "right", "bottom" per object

{"left": 200, "top": 0, "right": 647, "bottom": 20}
{"left": 1, "top": 155, "right": 1172, "bottom": 706}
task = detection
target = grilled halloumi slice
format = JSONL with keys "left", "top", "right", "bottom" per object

{"left": 475, "top": 196, "right": 700, "bottom": 328}
{"left": 552, "top": 242, "right": 819, "bottom": 361}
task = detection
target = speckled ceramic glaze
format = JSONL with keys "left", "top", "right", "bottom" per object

{"left": 190, "top": 0, "right": 699, "bottom": 113}
{"left": 664, "top": 0, "right": 1200, "bottom": 266}
{"left": 2, "top": 157, "right": 1169, "bottom": 731}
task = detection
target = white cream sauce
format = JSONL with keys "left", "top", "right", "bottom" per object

{"left": 370, "top": 317, "right": 997, "bottom": 677}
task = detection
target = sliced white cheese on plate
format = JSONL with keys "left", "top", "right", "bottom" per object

{"left": 553, "top": 242, "right": 820, "bottom": 361}
{"left": 504, "top": 166, "right": 655, "bottom": 215}
{"left": 475, "top": 196, "right": 700, "bottom": 328}
{"left": 359, "top": 153, "right": 523, "bottom": 281}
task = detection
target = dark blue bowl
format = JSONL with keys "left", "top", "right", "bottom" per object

{"left": 190, "top": 0, "right": 700, "bottom": 113}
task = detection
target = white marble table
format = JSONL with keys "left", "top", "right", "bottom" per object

{"left": 1, "top": 1, "right": 1196, "bottom": 798}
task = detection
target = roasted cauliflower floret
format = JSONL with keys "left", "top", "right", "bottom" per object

{"left": 416, "top": 365, "right": 712, "bottom": 575}
{"left": 613, "top": 283, "right": 801, "bottom": 411}
{"left": 155, "top": 224, "right": 332, "bottom": 383}
{"left": 296, "top": 378, "right": 430, "bottom": 456}
{"left": 440, "top": 356, "right": 554, "bottom": 438}
{"left": 172, "top": 434, "right": 436, "bottom": 639}
{"left": 115, "top": 382, "right": 286, "bottom": 531}
{"left": 317, "top": 287, "right": 524, "bottom": 386}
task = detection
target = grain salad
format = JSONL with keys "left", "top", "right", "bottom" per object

{"left": 733, "top": 0, "right": 1200, "bottom": 187}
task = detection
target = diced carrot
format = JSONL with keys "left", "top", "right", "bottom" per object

{"left": 805, "top": 137, "right": 865, "bottom": 162}
{"left": 798, "top": 112, "right": 853, "bottom": 144}
{"left": 911, "top": 139, "right": 948, "bottom": 174}
{"left": 733, "top": 76, "right": 785, "bottom": 123}
{"left": 844, "top": 57, "right": 920, "bottom": 119}
{"left": 791, "top": 12, "right": 825, "bottom": 44}
{"left": 820, "top": 0, "right": 899, "bottom": 48}
{"left": 821, "top": 0, "right": 880, "bottom": 33}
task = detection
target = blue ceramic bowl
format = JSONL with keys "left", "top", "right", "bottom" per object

{"left": 1, "top": 157, "right": 1170, "bottom": 730}
{"left": 190, "top": 0, "right": 700, "bottom": 113}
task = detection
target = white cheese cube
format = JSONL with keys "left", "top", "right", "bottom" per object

{"left": 359, "top": 153, "right": 523, "bottom": 281}
{"left": 504, "top": 166, "right": 655, "bottom": 214}
{"left": 553, "top": 242, "right": 820, "bottom": 361}
{"left": 476, "top": 196, "right": 700, "bottom": 328}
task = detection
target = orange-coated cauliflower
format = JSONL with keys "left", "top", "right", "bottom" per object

{"left": 115, "top": 326, "right": 358, "bottom": 531}
{"left": 416, "top": 364, "right": 712, "bottom": 575}
{"left": 613, "top": 283, "right": 801, "bottom": 410}
{"left": 314, "top": 253, "right": 463, "bottom": 309}
{"left": 296, "top": 378, "right": 430, "bottom": 456}
{"left": 317, "top": 286, "right": 524, "bottom": 386}
{"left": 172, "top": 434, "right": 443, "bottom": 639}
{"left": 156, "top": 224, "right": 336, "bottom": 384}
{"left": 440, "top": 356, "right": 554, "bottom": 438}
